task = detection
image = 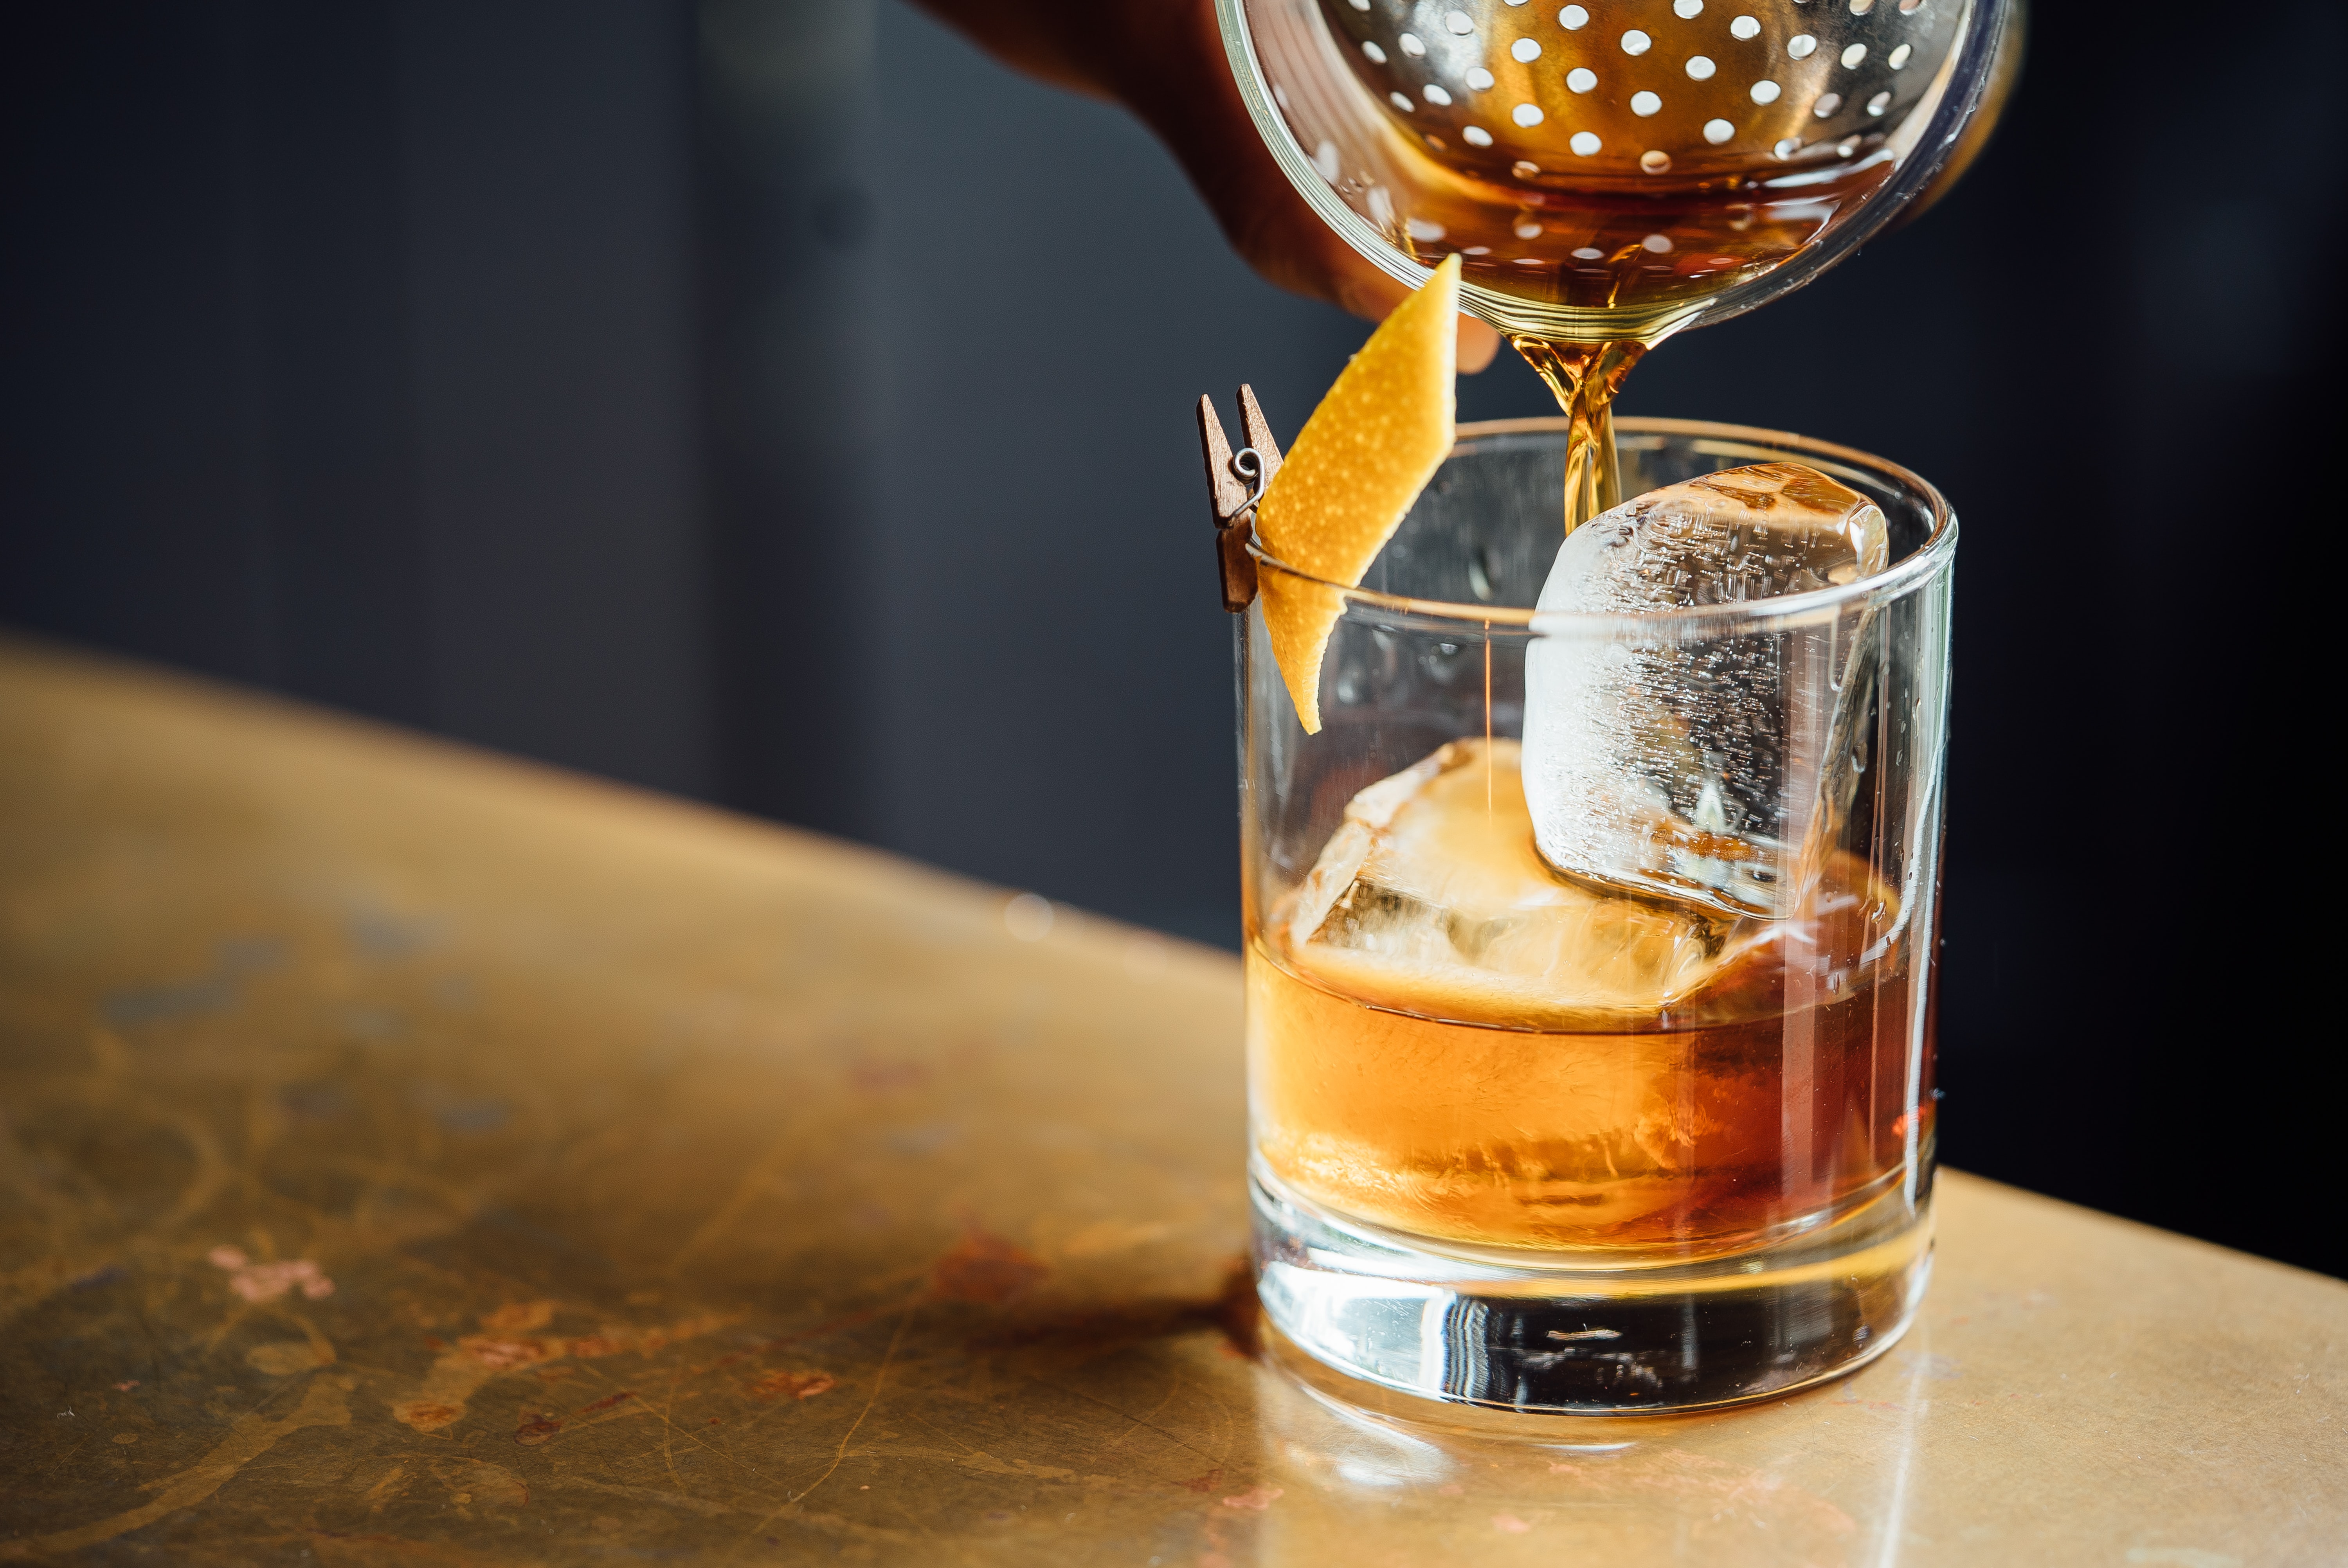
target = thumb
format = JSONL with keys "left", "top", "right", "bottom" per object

{"left": 1456, "top": 314, "right": 1500, "bottom": 374}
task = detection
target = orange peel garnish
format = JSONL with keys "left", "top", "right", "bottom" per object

{"left": 1254, "top": 255, "right": 1460, "bottom": 734}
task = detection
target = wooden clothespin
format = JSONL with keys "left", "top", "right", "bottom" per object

{"left": 1196, "top": 385, "right": 1284, "bottom": 613}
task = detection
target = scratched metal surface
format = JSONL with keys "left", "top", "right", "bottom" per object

{"left": 2, "top": 636, "right": 2343, "bottom": 1567}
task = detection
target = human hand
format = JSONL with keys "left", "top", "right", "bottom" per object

{"left": 911, "top": 0, "right": 1502, "bottom": 372}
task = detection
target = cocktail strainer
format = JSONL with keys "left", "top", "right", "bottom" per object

{"left": 1219, "top": 0, "right": 2020, "bottom": 343}
{"left": 1336, "top": 0, "right": 1963, "bottom": 185}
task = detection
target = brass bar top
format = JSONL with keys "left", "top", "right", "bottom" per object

{"left": 2, "top": 635, "right": 2341, "bottom": 1565}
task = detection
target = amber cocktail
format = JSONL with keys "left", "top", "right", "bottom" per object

{"left": 1242, "top": 417, "right": 1952, "bottom": 1413}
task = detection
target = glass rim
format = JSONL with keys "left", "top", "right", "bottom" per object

{"left": 1246, "top": 415, "right": 1957, "bottom": 631}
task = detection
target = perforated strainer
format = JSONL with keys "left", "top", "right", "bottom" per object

{"left": 1219, "top": 0, "right": 2020, "bottom": 344}
{"left": 1337, "top": 0, "right": 1963, "bottom": 181}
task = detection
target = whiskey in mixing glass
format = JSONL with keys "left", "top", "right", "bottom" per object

{"left": 1287, "top": 0, "right": 1995, "bottom": 521}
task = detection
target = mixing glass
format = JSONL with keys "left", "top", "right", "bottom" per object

{"left": 1220, "top": 0, "right": 2021, "bottom": 518}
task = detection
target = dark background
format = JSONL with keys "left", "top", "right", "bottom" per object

{"left": 5, "top": 2, "right": 2338, "bottom": 1276}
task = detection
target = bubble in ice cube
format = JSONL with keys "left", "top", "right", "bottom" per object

{"left": 1522, "top": 463, "right": 1889, "bottom": 918}
{"left": 1281, "top": 737, "right": 1742, "bottom": 1025}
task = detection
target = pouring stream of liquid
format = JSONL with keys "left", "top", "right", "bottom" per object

{"left": 1510, "top": 336, "right": 1652, "bottom": 533}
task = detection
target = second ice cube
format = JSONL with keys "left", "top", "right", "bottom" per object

{"left": 1522, "top": 462, "right": 1890, "bottom": 918}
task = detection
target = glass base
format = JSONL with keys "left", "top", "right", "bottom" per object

{"left": 1251, "top": 1165, "right": 1933, "bottom": 1415}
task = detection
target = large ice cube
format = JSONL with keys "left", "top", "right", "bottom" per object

{"left": 1281, "top": 737, "right": 1742, "bottom": 1026}
{"left": 1521, "top": 464, "right": 1889, "bottom": 919}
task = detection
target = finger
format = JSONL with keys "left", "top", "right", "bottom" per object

{"left": 1161, "top": 95, "right": 1504, "bottom": 374}
{"left": 1117, "top": 0, "right": 1505, "bottom": 376}
{"left": 1457, "top": 315, "right": 1501, "bottom": 374}
{"left": 1316, "top": 253, "right": 1503, "bottom": 374}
